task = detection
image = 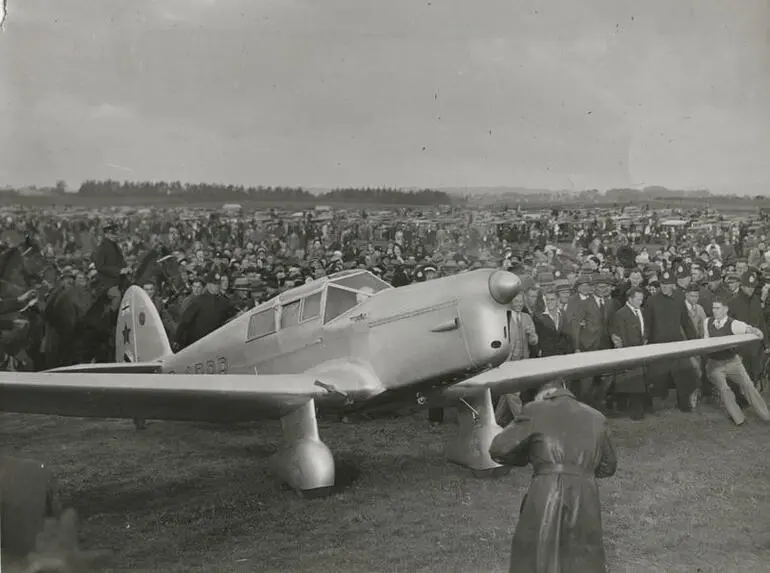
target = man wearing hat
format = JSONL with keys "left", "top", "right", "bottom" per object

{"left": 727, "top": 270, "right": 768, "bottom": 383}
{"left": 93, "top": 222, "right": 128, "bottom": 296}
{"left": 231, "top": 276, "right": 255, "bottom": 313}
{"left": 174, "top": 270, "right": 237, "bottom": 350}
{"left": 562, "top": 272, "right": 609, "bottom": 408}
{"left": 699, "top": 267, "right": 730, "bottom": 318}
{"left": 644, "top": 269, "right": 700, "bottom": 412}
{"left": 554, "top": 279, "right": 572, "bottom": 312}
{"left": 673, "top": 262, "right": 691, "bottom": 303}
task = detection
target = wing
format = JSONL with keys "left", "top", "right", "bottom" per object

{"left": 46, "top": 362, "right": 164, "bottom": 374}
{"left": 0, "top": 372, "right": 351, "bottom": 423}
{"left": 437, "top": 334, "right": 759, "bottom": 402}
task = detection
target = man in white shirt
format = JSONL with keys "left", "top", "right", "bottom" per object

{"left": 495, "top": 293, "right": 539, "bottom": 426}
{"left": 703, "top": 299, "right": 770, "bottom": 425}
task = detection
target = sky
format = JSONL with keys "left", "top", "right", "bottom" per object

{"left": 1, "top": 0, "right": 769, "bottom": 194}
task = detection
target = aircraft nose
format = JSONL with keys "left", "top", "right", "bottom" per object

{"left": 488, "top": 270, "right": 521, "bottom": 305}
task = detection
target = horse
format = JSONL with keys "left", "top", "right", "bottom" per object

{"left": 133, "top": 248, "right": 186, "bottom": 318}
{"left": 0, "top": 244, "right": 60, "bottom": 370}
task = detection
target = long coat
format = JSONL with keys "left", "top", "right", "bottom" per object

{"left": 644, "top": 291, "right": 698, "bottom": 396}
{"left": 728, "top": 291, "right": 767, "bottom": 380}
{"left": 489, "top": 389, "right": 617, "bottom": 573}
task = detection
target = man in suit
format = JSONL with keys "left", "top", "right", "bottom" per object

{"left": 610, "top": 287, "right": 650, "bottom": 420}
{"left": 494, "top": 292, "right": 539, "bottom": 425}
{"left": 534, "top": 289, "right": 572, "bottom": 358}
{"left": 684, "top": 283, "right": 708, "bottom": 338}
{"left": 645, "top": 270, "right": 700, "bottom": 412}
{"left": 175, "top": 271, "right": 238, "bottom": 350}
{"left": 564, "top": 273, "right": 611, "bottom": 410}
{"left": 684, "top": 283, "right": 710, "bottom": 397}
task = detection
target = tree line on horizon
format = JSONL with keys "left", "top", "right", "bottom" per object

{"left": 70, "top": 180, "right": 459, "bottom": 205}
{"left": 2, "top": 180, "right": 767, "bottom": 205}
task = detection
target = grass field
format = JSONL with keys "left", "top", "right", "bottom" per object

{"left": 4, "top": 396, "right": 770, "bottom": 573}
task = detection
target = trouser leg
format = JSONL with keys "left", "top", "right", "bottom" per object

{"left": 674, "top": 358, "right": 699, "bottom": 411}
{"left": 591, "top": 374, "right": 613, "bottom": 411}
{"left": 699, "top": 356, "right": 714, "bottom": 397}
{"left": 628, "top": 394, "right": 645, "bottom": 420}
{"left": 495, "top": 393, "right": 522, "bottom": 425}
{"left": 727, "top": 357, "right": 770, "bottom": 421}
{"left": 707, "top": 359, "right": 746, "bottom": 425}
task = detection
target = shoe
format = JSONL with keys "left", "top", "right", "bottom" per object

{"left": 688, "top": 389, "right": 700, "bottom": 410}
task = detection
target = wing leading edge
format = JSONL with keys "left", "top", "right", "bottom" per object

{"left": 436, "top": 334, "right": 760, "bottom": 403}
{"left": 0, "top": 372, "right": 355, "bottom": 423}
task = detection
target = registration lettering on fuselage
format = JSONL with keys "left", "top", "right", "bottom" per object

{"left": 168, "top": 357, "right": 228, "bottom": 375}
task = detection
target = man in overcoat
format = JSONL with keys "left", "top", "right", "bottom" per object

{"left": 93, "top": 222, "right": 128, "bottom": 296}
{"left": 644, "top": 269, "right": 700, "bottom": 411}
{"left": 728, "top": 270, "right": 767, "bottom": 382}
{"left": 489, "top": 379, "right": 617, "bottom": 573}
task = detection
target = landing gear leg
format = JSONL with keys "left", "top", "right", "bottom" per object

{"left": 270, "top": 399, "right": 336, "bottom": 498}
{"left": 445, "top": 389, "right": 509, "bottom": 478}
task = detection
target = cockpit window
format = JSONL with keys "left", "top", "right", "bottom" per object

{"left": 301, "top": 292, "right": 322, "bottom": 321}
{"left": 247, "top": 308, "right": 276, "bottom": 341}
{"left": 280, "top": 300, "right": 301, "bottom": 329}
{"left": 324, "top": 286, "right": 360, "bottom": 323}
{"left": 329, "top": 272, "right": 390, "bottom": 293}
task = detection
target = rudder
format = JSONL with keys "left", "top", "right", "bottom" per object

{"left": 115, "top": 285, "right": 173, "bottom": 363}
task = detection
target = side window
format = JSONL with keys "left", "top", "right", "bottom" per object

{"left": 247, "top": 309, "right": 276, "bottom": 341}
{"left": 301, "top": 292, "right": 322, "bottom": 322}
{"left": 324, "top": 286, "right": 360, "bottom": 323}
{"left": 280, "top": 301, "right": 302, "bottom": 329}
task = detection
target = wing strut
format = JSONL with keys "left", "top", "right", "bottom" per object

{"left": 445, "top": 388, "right": 508, "bottom": 478}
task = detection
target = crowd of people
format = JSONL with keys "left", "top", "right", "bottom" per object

{"left": 1, "top": 201, "right": 769, "bottom": 424}
{"left": 5, "top": 200, "right": 770, "bottom": 573}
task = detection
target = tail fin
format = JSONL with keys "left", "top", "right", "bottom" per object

{"left": 115, "top": 285, "right": 173, "bottom": 363}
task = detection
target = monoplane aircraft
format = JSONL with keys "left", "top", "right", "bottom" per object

{"left": 0, "top": 268, "right": 758, "bottom": 496}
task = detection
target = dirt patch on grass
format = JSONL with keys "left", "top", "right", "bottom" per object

{"left": 3, "top": 397, "right": 770, "bottom": 572}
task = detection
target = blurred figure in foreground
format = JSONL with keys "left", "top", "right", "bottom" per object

{"left": 10, "top": 509, "right": 112, "bottom": 573}
{"left": 489, "top": 378, "right": 617, "bottom": 573}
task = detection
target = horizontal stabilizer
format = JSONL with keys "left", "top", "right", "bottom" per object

{"left": 0, "top": 372, "right": 348, "bottom": 423}
{"left": 437, "top": 334, "right": 759, "bottom": 403}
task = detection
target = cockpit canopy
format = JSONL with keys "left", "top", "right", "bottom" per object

{"left": 246, "top": 270, "right": 391, "bottom": 341}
